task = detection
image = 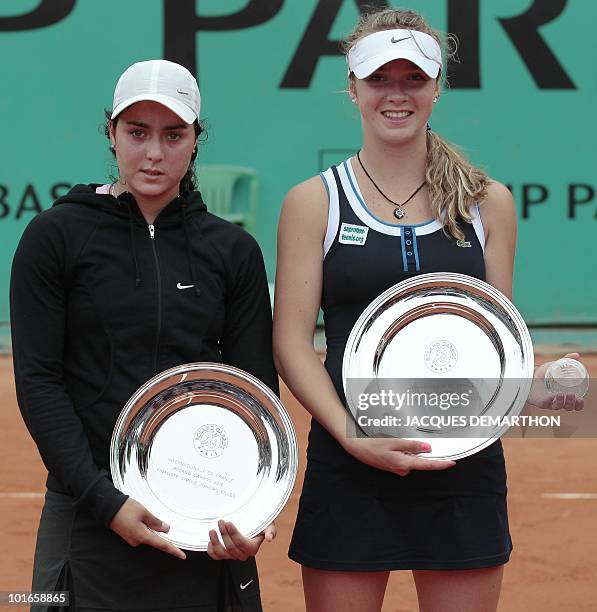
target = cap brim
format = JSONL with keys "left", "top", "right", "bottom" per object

{"left": 111, "top": 93, "right": 196, "bottom": 123}
{"left": 353, "top": 50, "right": 440, "bottom": 79}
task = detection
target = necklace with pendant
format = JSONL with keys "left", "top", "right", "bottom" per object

{"left": 356, "top": 151, "right": 426, "bottom": 220}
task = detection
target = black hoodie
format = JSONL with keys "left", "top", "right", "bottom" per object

{"left": 10, "top": 185, "right": 278, "bottom": 526}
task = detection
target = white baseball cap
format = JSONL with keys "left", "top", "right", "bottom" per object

{"left": 111, "top": 59, "right": 201, "bottom": 124}
{"left": 347, "top": 29, "right": 442, "bottom": 79}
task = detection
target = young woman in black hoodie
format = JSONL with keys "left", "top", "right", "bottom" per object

{"left": 11, "top": 59, "right": 277, "bottom": 611}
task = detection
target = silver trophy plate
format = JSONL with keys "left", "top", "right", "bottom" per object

{"left": 343, "top": 273, "right": 534, "bottom": 460}
{"left": 110, "top": 363, "right": 298, "bottom": 551}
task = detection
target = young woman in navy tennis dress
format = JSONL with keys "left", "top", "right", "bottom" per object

{"left": 273, "top": 7, "right": 580, "bottom": 612}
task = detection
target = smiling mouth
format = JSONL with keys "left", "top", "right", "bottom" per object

{"left": 382, "top": 110, "right": 413, "bottom": 119}
{"left": 142, "top": 169, "right": 163, "bottom": 176}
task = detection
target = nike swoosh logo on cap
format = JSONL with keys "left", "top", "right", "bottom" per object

{"left": 177, "top": 283, "right": 195, "bottom": 290}
{"left": 391, "top": 36, "right": 410, "bottom": 43}
{"left": 177, "top": 89, "right": 189, "bottom": 95}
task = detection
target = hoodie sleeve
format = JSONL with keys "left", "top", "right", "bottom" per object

{"left": 220, "top": 233, "right": 279, "bottom": 396}
{"left": 10, "top": 212, "right": 128, "bottom": 526}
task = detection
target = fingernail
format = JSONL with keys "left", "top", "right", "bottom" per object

{"left": 162, "top": 522, "right": 170, "bottom": 531}
{"left": 420, "top": 443, "right": 432, "bottom": 452}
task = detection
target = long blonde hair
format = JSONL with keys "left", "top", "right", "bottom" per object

{"left": 342, "top": 8, "right": 489, "bottom": 240}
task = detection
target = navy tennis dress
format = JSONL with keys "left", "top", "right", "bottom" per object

{"left": 288, "top": 159, "right": 512, "bottom": 571}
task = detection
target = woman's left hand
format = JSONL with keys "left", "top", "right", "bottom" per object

{"left": 528, "top": 352, "right": 585, "bottom": 411}
{"left": 207, "top": 520, "right": 276, "bottom": 561}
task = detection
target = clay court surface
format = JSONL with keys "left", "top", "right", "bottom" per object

{"left": 1, "top": 354, "right": 596, "bottom": 611}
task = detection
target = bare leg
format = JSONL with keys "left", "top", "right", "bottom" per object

{"left": 302, "top": 567, "right": 390, "bottom": 612}
{"left": 413, "top": 566, "right": 504, "bottom": 612}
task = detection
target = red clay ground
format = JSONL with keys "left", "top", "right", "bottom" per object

{"left": 1, "top": 355, "right": 596, "bottom": 611}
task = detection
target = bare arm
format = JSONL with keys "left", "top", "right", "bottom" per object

{"left": 480, "top": 181, "right": 517, "bottom": 300}
{"left": 481, "top": 181, "right": 582, "bottom": 411}
{"left": 273, "top": 178, "right": 455, "bottom": 474}
{"left": 273, "top": 177, "right": 347, "bottom": 442}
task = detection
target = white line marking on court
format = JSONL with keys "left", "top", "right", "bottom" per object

{"left": 0, "top": 492, "right": 44, "bottom": 498}
{"left": 542, "top": 493, "right": 597, "bottom": 500}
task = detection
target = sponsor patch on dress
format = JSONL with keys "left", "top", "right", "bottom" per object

{"left": 339, "top": 223, "right": 369, "bottom": 246}
{"left": 457, "top": 239, "right": 472, "bottom": 248}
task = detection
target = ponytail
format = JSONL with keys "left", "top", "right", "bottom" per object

{"left": 426, "top": 131, "right": 489, "bottom": 241}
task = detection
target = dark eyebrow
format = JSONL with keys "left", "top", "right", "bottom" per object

{"left": 374, "top": 60, "right": 424, "bottom": 73}
{"left": 124, "top": 120, "right": 189, "bottom": 130}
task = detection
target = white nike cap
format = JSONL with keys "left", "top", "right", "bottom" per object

{"left": 111, "top": 59, "right": 201, "bottom": 124}
{"left": 347, "top": 29, "right": 442, "bottom": 79}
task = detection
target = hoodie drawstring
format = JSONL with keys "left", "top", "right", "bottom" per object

{"left": 182, "top": 202, "right": 201, "bottom": 297}
{"left": 126, "top": 202, "right": 142, "bottom": 288}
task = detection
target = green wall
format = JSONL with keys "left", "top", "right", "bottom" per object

{"left": 1, "top": 0, "right": 595, "bottom": 326}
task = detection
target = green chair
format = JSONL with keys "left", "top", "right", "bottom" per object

{"left": 198, "top": 165, "right": 258, "bottom": 234}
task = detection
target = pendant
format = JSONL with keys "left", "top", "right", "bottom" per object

{"left": 394, "top": 208, "right": 405, "bottom": 219}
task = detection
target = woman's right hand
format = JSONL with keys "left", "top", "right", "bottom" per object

{"left": 109, "top": 498, "right": 186, "bottom": 560}
{"left": 343, "top": 437, "right": 456, "bottom": 476}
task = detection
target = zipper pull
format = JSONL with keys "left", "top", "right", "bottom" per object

{"left": 148, "top": 224, "right": 155, "bottom": 239}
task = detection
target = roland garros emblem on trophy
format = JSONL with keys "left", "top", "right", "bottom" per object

{"left": 424, "top": 340, "right": 458, "bottom": 374}
{"left": 194, "top": 424, "right": 228, "bottom": 459}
